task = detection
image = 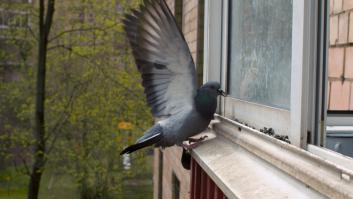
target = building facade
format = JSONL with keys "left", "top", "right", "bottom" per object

{"left": 328, "top": 0, "right": 353, "bottom": 110}
{"left": 153, "top": 1, "right": 204, "bottom": 198}
{"left": 0, "top": 0, "right": 32, "bottom": 169}
{"left": 154, "top": 0, "right": 353, "bottom": 198}
{"left": 0, "top": 0, "right": 31, "bottom": 81}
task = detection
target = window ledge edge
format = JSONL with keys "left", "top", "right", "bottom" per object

{"left": 191, "top": 115, "right": 353, "bottom": 199}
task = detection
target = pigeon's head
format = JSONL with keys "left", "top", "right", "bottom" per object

{"left": 200, "top": 81, "right": 226, "bottom": 97}
{"left": 195, "top": 81, "right": 225, "bottom": 119}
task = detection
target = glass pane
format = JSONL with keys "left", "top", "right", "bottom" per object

{"left": 228, "top": 0, "right": 293, "bottom": 109}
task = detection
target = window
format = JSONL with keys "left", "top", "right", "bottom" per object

{"left": 201, "top": 0, "right": 353, "bottom": 196}
{"left": 312, "top": 0, "right": 353, "bottom": 159}
{"left": 228, "top": 0, "right": 292, "bottom": 109}
{"left": 0, "top": 39, "right": 17, "bottom": 63}
{"left": 205, "top": 0, "right": 353, "bottom": 163}
{"left": 172, "top": 172, "right": 180, "bottom": 199}
{"left": 173, "top": 0, "right": 204, "bottom": 87}
{"left": 1, "top": 0, "right": 30, "bottom": 3}
{"left": 174, "top": 0, "right": 183, "bottom": 31}
{"left": 0, "top": 11, "right": 4, "bottom": 25}
{"left": 204, "top": 0, "right": 316, "bottom": 147}
{"left": 0, "top": 10, "right": 28, "bottom": 28}
{"left": 158, "top": 150, "right": 163, "bottom": 199}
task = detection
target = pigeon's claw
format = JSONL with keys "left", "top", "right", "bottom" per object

{"left": 188, "top": 135, "right": 208, "bottom": 144}
{"left": 182, "top": 142, "right": 201, "bottom": 151}
{"left": 182, "top": 135, "right": 209, "bottom": 151}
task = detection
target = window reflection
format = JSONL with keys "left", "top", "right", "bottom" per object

{"left": 325, "top": 0, "right": 353, "bottom": 158}
{"left": 228, "top": 0, "right": 293, "bottom": 109}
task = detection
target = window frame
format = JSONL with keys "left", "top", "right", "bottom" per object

{"left": 306, "top": 0, "right": 353, "bottom": 162}
{"left": 204, "top": 0, "right": 317, "bottom": 147}
{"left": 200, "top": 1, "right": 353, "bottom": 194}
{"left": 171, "top": 172, "right": 180, "bottom": 199}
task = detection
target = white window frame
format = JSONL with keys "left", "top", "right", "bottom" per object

{"left": 204, "top": 0, "right": 317, "bottom": 147}
{"left": 306, "top": 0, "right": 353, "bottom": 164}
{"left": 204, "top": 0, "right": 353, "bottom": 166}
{"left": 198, "top": 1, "right": 353, "bottom": 196}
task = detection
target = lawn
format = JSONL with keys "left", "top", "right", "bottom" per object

{"left": 0, "top": 156, "right": 153, "bottom": 199}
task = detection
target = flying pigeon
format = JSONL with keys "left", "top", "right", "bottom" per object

{"left": 120, "top": 0, "right": 225, "bottom": 155}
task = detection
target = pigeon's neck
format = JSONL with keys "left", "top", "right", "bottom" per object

{"left": 194, "top": 89, "right": 217, "bottom": 120}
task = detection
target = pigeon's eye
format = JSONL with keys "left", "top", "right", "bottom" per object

{"left": 154, "top": 63, "right": 166, "bottom": 70}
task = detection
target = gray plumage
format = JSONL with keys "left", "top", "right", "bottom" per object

{"left": 120, "top": 0, "right": 225, "bottom": 155}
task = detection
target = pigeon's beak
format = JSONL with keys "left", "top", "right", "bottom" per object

{"left": 217, "top": 89, "right": 226, "bottom": 96}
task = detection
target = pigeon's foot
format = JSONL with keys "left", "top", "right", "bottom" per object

{"left": 182, "top": 142, "right": 201, "bottom": 151}
{"left": 187, "top": 135, "right": 208, "bottom": 144}
{"left": 181, "top": 148, "right": 191, "bottom": 170}
{"left": 182, "top": 135, "right": 208, "bottom": 151}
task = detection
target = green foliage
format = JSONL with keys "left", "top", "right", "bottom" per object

{"left": 0, "top": 0, "right": 153, "bottom": 198}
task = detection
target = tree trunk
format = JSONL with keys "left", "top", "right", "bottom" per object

{"left": 27, "top": 1, "right": 55, "bottom": 199}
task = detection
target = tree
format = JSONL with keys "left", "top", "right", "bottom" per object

{"left": 0, "top": 0, "right": 151, "bottom": 198}
{"left": 28, "top": 0, "right": 55, "bottom": 198}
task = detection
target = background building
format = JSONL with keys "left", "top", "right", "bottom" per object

{"left": 328, "top": 0, "right": 353, "bottom": 110}
{"left": 0, "top": 0, "right": 31, "bottom": 169}
{"left": 154, "top": 0, "right": 353, "bottom": 198}
{"left": 0, "top": 0, "right": 31, "bottom": 81}
{"left": 153, "top": 0, "right": 205, "bottom": 198}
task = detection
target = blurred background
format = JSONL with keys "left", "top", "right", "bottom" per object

{"left": 0, "top": 0, "right": 154, "bottom": 198}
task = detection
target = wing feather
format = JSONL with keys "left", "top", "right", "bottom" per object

{"left": 124, "top": 0, "right": 197, "bottom": 117}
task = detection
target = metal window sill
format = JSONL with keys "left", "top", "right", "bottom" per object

{"left": 191, "top": 115, "right": 353, "bottom": 199}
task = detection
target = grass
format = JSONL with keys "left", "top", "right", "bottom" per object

{"left": 38, "top": 170, "right": 80, "bottom": 199}
{"left": 0, "top": 166, "right": 79, "bottom": 199}
{"left": 122, "top": 155, "right": 153, "bottom": 199}
{"left": 122, "top": 179, "right": 152, "bottom": 199}
{"left": 0, "top": 156, "right": 153, "bottom": 199}
{"left": 0, "top": 167, "right": 29, "bottom": 199}
{"left": 0, "top": 190, "right": 27, "bottom": 199}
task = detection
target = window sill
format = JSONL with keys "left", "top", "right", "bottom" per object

{"left": 191, "top": 115, "right": 353, "bottom": 199}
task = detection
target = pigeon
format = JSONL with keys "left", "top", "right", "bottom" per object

{"left": 120, "top": 0, "right": 225, "bottom": 155}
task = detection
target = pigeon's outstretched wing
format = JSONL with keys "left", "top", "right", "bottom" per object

{"left": 123, "top": 0, "right": 197, "bottom": 117}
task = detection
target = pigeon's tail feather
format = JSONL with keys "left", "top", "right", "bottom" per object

{"left": 120, "top": 133, "right": 161, "bottom": 155}
{"left": 120, "top": 125, "right": 163, "bottom": 155}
